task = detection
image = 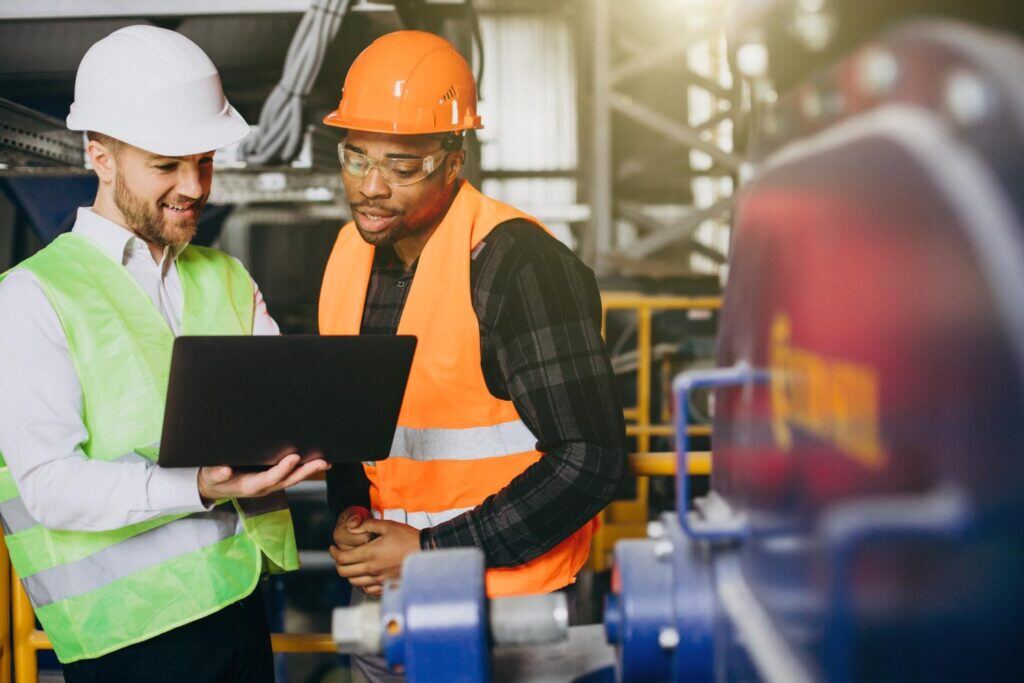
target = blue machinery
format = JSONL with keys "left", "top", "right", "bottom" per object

{"left": 331, "top": 18, "right": 1024, "bottom": 683}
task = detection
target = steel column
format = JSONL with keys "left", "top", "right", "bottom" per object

{"left": 586, "top": 0, "right": 614, "bottom": 271}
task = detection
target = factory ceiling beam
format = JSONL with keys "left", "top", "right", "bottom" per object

{"left": 583, "top": 0, "right": 739, "bottom": 274}
{"left": 683, "top": 71, "right": 735, "bottom": 102}
{"left": 0, "top": 0, "right": 419, "bottom": 20}
{"left": 208, "top": 171, "right": 344, "bottom": 205}
{"left": 610, "top": 28, "right": 738, "bottom": 186}
{"left": 608, "top": 24, "right": 718, "bottom": 87}
{"left": 584, "top": 0, "right": 614, "bottom": 271}
{"left": 0, "top": 98, "right": 84, "bottom": 172}
{"left": 618, "top": 196, "right": 731, "bottom": 262}
{"left": 615, "top": 33, "right": 735, "bottom": 101}
{"left": 614, "top": 107, "right": 735, "bottom": 183}
{"left": 694, "top": 107, "right": 734, "bottom": 133}
{"left": 609, "top": 92, "right": 741, "bottom": 170}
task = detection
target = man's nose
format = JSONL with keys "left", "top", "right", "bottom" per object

{"left": 175, "top": 162, "right": 204, "bottom": 199}
{"left": 359, "top": 167, "right": 391, "bottom": 199}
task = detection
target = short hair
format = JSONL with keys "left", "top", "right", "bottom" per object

{"left": 85, "top": 131, "right": 122, "bottom": 154}
{"left": 435, "top": 132, "right": 464, "bottom": 151}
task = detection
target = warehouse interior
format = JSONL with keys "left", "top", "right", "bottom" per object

{"left": 1, "top": 0, "right": 1023, "bottom": 681}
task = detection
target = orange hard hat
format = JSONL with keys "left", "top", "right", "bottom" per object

{"left": 323, "top": 30, "right": 483, "bottom": 135}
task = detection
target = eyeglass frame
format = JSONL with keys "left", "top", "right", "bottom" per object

{"left": 337, "top": 143, "right": 450, "bottom": 187}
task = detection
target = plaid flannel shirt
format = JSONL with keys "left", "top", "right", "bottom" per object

{"left": 325, "top": 219, "right": 627, "bottom": 567}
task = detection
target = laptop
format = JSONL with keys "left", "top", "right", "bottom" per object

{"left": 156, "top": 335, "right": 416, "bottom": 468}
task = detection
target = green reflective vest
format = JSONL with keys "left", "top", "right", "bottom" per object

{"left": 0, "top": 233, "right": 298, "bottom": 663}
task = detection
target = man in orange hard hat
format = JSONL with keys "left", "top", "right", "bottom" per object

{"left": 320, "top": 31, "right": 627, "bottom": 677}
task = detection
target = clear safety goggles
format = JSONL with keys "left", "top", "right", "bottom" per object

{"left": 337, "top": 145, "right": 448, "bottom": 187}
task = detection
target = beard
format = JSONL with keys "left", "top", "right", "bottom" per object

{"left": 114, "top": 172, "right": 203, "bottom": 247}
{"left": 352, "top": 212, "right": 414, "bottom": 247}
{"left": 349, "top": 191, "right": 449, "bottom": 248}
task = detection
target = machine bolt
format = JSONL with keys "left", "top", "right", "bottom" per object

{"left": 658, "top": 627, "right": 681, "bottom": 650}
{"left": 653, "top": 539, "right": 674, "bottom": 560}
{"left": 945, "top": 70, "right": 992, "bottom": 126}
{"left": 647, "top": 520, "right": 666, "bottom": 539}
{"left": 858, "top": 48, "right": 899, "bottom": 97}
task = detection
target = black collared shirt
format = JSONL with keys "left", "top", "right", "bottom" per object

{"left": 325, "top": 219, "right": 627, "bottom": 568}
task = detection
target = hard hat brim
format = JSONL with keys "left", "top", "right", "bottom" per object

{"left": 69, "top": 104, "right": 251, "bottom": 158}
{"left": 322, "top": 109, "right": 483, "bottom": 135}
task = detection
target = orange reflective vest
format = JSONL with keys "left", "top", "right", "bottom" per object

{"left": 319, "top": 181, "right": 596, "bottom": 597}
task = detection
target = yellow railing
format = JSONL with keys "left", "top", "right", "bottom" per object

{"left": 6, "top": 568, "right": 345, "bottom": 683}
{"left": 589, "top": 293, "right": 721, "bottom": 571}
{"left": 1, "top": 534, "right": 10, "bottom": 683}
{"left": 631, "top": 451, "right": 710, "bottom": 477}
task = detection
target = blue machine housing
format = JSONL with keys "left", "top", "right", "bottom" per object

{"left": 604, "top": 519, "right": 716, "bottom": 683}
{"left": 381, "top": 549, "right": 489, "bottom": 683}
{"left": 605, "top": 19, "right": 1024, "bottom": 683}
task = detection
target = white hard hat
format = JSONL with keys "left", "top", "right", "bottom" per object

{"left": 67, "top": 25, "right": 250, "bottom": 157}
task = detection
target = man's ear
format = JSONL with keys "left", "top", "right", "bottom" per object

{"left": 445, "top": 150, "right": 465, "bottom": 183}
{"left": 87, "top": 140, "right": 117, "bottom": 185}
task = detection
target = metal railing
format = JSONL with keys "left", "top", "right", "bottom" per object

{"left": 1, "top": 534, "right": 10, "bottom": 683}
{"left": 589, "top": 293, "right": 721, "bottom": 571}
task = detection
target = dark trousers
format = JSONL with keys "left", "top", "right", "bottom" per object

{"left": 62, "top": 585, "right": 274, "bottom": 683}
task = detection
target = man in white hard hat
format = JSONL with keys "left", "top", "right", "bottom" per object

{"left": 0, "top": 26, "right": 326, "bottom": 682}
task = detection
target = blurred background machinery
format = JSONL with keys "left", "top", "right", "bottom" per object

{"left": 638, "top": 6, "right": 1024, "bottom": 680}
{"left": 2, "top": 1, "right": 1024, "bottom": 681}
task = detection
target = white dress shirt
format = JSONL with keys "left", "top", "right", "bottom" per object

{"left": 0, "top": 207, "right": 280, "bottom": 531}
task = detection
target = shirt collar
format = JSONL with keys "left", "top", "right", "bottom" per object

{"left": 372, "top": 245, "right": 418, "bottom": 274}
{"left": 71, "top": 207, "right": 187, "bottom": 267}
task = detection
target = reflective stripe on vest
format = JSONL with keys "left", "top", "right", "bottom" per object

{"left": 375, "top": 505, "right": 474, "bottom": 528}
{"left": 21, "top": 505, "right": 240, "bottom": 607}
{"left": 386, "top": 419, "right": 538, "bottom": 461}
{"left": 319, "top": 181, "right": 597, "bottom": 597}
{"left": 0, "top": 234, "right": 297, "bottom": 663}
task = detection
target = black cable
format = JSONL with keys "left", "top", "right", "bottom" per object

{"left": 466, "top": 0, "right": 485, "bottom": 97}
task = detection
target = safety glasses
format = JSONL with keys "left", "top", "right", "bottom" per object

{"left": 337, "top": 145, "right": 449, "bottom": 187}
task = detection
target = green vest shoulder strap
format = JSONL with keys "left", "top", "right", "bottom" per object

{"left": 176, "top": 243, "right": 255, "bottom": 335}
